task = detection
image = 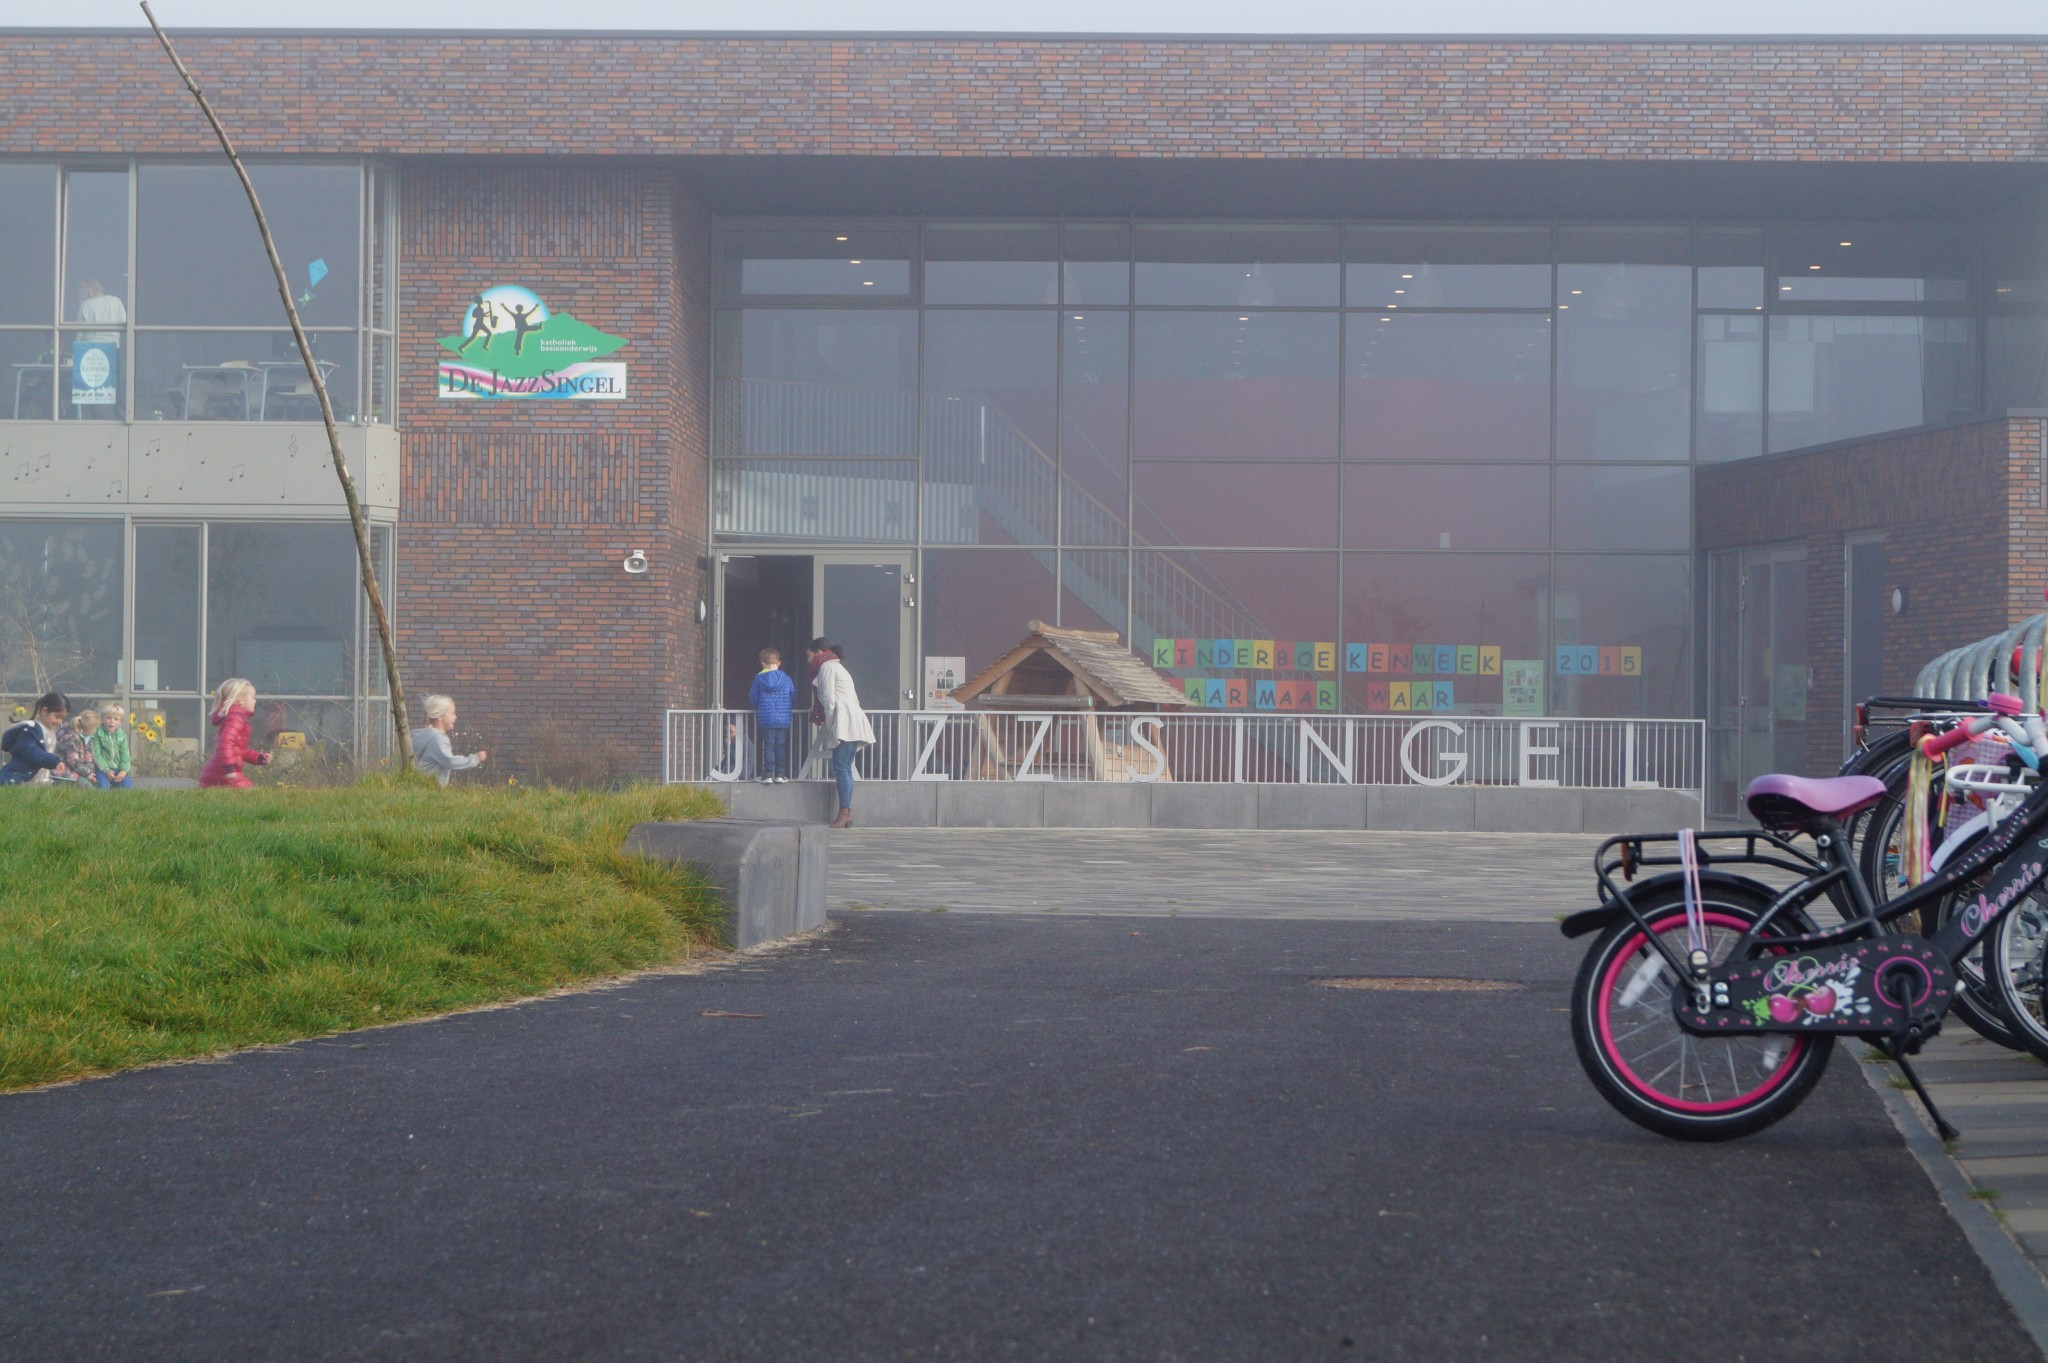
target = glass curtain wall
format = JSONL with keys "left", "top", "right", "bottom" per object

{"left": 0, "top": 160, "right": 393, "bottom": 423}
{"left": 0, "top": 518, "right": 394, "bottom": 771}
{"left": 712, "top": 219, "right": 1989, "bottom": 719}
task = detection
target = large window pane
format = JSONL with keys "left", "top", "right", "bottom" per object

{"left": 721, "top": 224, "right": 913, "bottom": 301}
{"left": 1773, "top": 227, "right": 1970, "bottom": 305}
{"left": 1130, "top": 550, "right": 1337, "bottom": 685}
{"left": 713, "top": 460, "right": 916, "bottom": 542}
{"left": 1062, "top": 311, "right": 1129, "bottom": 545}
{"left": 205, "top": 523, "right": 357, "bottom": 695}
{"left": 0, "top": 332, "right": 57, "bottom": 420}
{"left": 1341, "top": 554, "right": 1547, "bottom": 713}
{"left": 1345, "top": 227, "right": 1550, "bottom": 309}
{"left": 1063, "top": 224, "right": 1130, "bottom": 306}
{"left": 1552, "top": 555, "right": 1689, "bottom": 718}
{"left": 1987, "top": 189, "right": 2048, "bottom": 410}
{"left": 134, "top": 524, "right": 201, "bottom": 694}
{"left": 1767, "top": 315, "right": 1976, "bottom": 453}
{"left": 1344, "top": 313, "right": 1550, "bottom": 461}
{"left": 921, "top": 548, "right": 1058, "bottom": 683}
{"left": 1556, "top": 262, "right": 1691, "bottom": 461}
{"left": 1344, "top": 465, "right": 1548, "bottom": 550}
{"left": 137, "top": 164, "right": 360, "bottom": 329}
{"left": 0, "top": 520, "right": 124, "bottom": 697}
{"left": 713, "top": 309, "right": 918, "bottom": 458}
{"left": 63, "top": 170, "right": 129, "bottom": 341}
{"left": 1133, "top": 311, "right": 1338, "bottom": 460}
{"left": 923, "top": 223, "right": 1057, "bottom": 305}
{"left": 1554, "top": 465, "right": 1690, "bottom": 551}
{"left": 923, "top": 311, "right": 1056, "bottom": 546}
{"left": 1698, "top": 228, "right": 1765, "bottom": 311}
{"left": 1061, "top": 549, "right": 1127, "bottom": 637}
{"left": 136, "top": 330, "right": 357, "bottom": 422}
{"left": 368, "top": 165, "right": 398, "bottom": 333}
{"left": 1135, "top": 226, "right": 1339, "bottom": 307}
{"left": 1697, "top": 314, "right": 1764, "bottom": 462}
{"left": 0, "top": 165, "right": 58, "bottom": 325}
{"left": 1133, "top": 462, "right": 1339, "bottom": 548}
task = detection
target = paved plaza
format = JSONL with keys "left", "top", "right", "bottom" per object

{"left": 830, "top": 828, "right": 1606, "bottom": 921}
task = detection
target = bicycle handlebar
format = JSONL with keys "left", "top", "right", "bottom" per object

{"left": 1922, "top": 714, "right": 1999, "bottom": 757}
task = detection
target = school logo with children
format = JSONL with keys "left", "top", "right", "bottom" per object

{"left": 436, "top": 285, "right": 629, "bottom": 400}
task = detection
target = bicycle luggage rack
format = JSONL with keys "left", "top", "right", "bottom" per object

{"left": 1593, "top": 828, "right": 1823, "bottom": 908}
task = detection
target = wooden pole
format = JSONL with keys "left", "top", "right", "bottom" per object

{"left": 140, "top": 2, "right": 411, "bottom": 760}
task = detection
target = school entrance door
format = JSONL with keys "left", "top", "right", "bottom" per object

{"left": 715, "top": 552, "right": 916, "bottom": 714}
{"left": 1707, "top": 545, "right": 1810, "bottom": 818}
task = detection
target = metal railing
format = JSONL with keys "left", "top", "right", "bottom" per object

{"left": 664, "top": 709, "right": 1704, "bottom": 796}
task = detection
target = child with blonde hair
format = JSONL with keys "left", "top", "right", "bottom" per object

{"left": 199, "top": 678, "right": 271, "bottom": 789}
{"left": 55, "top": 710, "right": 102, "bottom": 788}
{"left": 90, "top": 702, "right": 134, "bottom": 788}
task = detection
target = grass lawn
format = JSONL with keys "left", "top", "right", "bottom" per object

{"left": 0, "top": 781, "right": 726, "bottom": 1092}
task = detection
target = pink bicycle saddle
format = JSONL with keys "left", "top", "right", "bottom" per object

{"left": 1744, "top": 773, "right": 1888, "bottom": 823}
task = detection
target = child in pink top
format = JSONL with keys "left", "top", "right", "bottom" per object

{"left": 199, "top": 678, "right": 272, "bottom": 789}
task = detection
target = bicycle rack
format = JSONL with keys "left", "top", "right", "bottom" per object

{"left": 1915, "top": 613, "right": 2047, "bottom": 708}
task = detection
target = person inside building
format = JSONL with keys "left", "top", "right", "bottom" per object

{"left": 75, "top": 277, "right": 126, "bottom": 340}
{"left": 411, "top": 693, "right": 488, "bottom": 787}
{"left": 808, "top": 638, "right": 874, "bottom": 828}
{"left": 0, "top": 692, "right": 73, "bottom": 786}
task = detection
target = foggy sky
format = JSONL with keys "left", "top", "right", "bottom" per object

{"left": 33, "top": 0, "right": 2048, "bottom": 32}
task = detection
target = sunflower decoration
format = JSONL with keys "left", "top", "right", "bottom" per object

{"left": 134, "top": 711, "right": 167, "bottom": 744}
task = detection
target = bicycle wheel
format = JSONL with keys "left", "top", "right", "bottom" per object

{"left": 1986, "top": 897, "right": 2048, "bottom": 1063}
{"left": 1924, "top": 874, "right": 2026, "bottom": 1051}
{"left": 1571, "top": 881, "right": 1835, "bottom": 1141}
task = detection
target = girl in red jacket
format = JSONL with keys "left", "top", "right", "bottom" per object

{"left": 199, "top": 677, "right": 272, "bottom": 789}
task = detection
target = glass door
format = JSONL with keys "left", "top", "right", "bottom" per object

{"left": 813, "top": 553, "right": 915, "bottom": 713}
{"left": 1708, "top": 545, "right": 1809, "bottom": 817}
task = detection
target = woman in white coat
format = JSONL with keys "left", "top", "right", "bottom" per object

{"left": 808, "top": 637, "right": 875, "bottom": 828}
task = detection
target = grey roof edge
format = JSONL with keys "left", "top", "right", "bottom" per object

{"left": 3, "top": 28, "right": 2046, "bottom": 44}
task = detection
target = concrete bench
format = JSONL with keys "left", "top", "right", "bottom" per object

{"left": 624, "top": 819, "right": 827, "bottom": 949}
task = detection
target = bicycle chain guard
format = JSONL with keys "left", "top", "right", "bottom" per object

{"left": 1674, "top": 936, "right": 1953, "bottom": 1039}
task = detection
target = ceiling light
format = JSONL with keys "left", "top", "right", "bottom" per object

{"left": 1073, "top": 314, "right": 1084, "bottom": 320}
{"left": 862, "top": 281, "right": 874, "bottom": 287}
{"left": 1394, "top": 289, "right": 1405, "bottom": 295}
{"left": 835, "top": 235, "right": 848, "bottom": 242}
{"left": 850, "top": 259, "right": 861, "bottom": 265}
{"left": 1809, "top": 264, "right": 1820, "bottom": 270}
{"left": 1571, "top": 289, "right": 1582, "bottom": 295}
{"left": 1839, "top": 241, "right": 1852, "bottom": 247}
{"left": 1238, "top": 316, "right": 1249, "bottom": 322}
{"left": 1401, "top": 273, "right": 1414, "bottom": 279}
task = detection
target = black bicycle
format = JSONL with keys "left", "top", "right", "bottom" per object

{"left": 1564, "top": 735, "right": 2048, "bottom": 1142}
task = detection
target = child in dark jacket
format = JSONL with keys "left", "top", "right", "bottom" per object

{"left": 0, "top": 691, "right": 72, "bottom": 786}
{"left": 747, "top": 648, "right": 796, "bottom": 782}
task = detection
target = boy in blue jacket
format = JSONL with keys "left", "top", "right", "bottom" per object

{"left": 748, "top": 648, "right": 796, "bottom": 782}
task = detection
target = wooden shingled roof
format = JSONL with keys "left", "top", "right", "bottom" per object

{"left": 949, "top": 620, "right": 1189, "bottom": 711}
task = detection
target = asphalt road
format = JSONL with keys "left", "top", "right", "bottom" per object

{"left": 1, "top": 914, "right": 2036, "bottom": 1362}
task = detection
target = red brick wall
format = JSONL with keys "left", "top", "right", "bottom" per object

{"left": 397, "top": 164, "right": 711, "bottom": 777}
{"left": 6, "top": 33, "right": 2048, "bottom": 161}
{"left": 1697, "top": 418, "right": 2042, "bottom": 775}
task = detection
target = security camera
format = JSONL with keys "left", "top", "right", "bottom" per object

{"left": 622, "top": 549, "right": 650, "bottom": 576}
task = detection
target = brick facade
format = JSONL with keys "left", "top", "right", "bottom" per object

{"left": 1697, "top": 416, "right": 2048, "bottom": 776}
{"left": 397, "top": 164, "right": 710, "bottom": 772}
{"left": 4, "top": 33, "right": 2048, "bottom": 162}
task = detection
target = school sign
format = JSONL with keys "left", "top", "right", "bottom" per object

{"left": 436, "top": 285, "right": 628, "bottom": 399}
